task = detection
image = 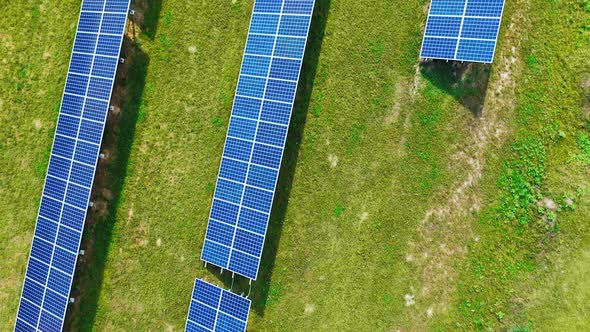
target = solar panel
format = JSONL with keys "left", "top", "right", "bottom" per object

{"left": 185, "top": 279, "right": 251, "bottom": 332}
{"left": 201, "top": 0, "right": 316, "bottom": 280}
{"left": 15, "top": 0, "right": 130, "bottom": 330}
{"left": 420, "top": 0, "right": 506, "bottom": 63}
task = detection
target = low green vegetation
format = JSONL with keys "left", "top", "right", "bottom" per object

{"left": 572, "top": 131, "right": 590, "bottom": 163}
{"left": 450, "top": 0, "right": 590, "bottom": 330}
{"left": 0, "top": 0, "right": 589, "bottom": 331}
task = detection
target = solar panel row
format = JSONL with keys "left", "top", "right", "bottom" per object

{"left": 420, "top": 0, "right": 506, "bottom": 63}
{"left": 15, "top": 0, "right": 130, "bottom": 331}
{"left": 201, "top": 0, "right": 315, "bottom": 281}
{"left": 186, "top": 279, "right": 251, "bottom": 332}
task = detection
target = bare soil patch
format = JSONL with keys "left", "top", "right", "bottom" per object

{"left": 403, "top": 0, "right": 530, "bottom": 327}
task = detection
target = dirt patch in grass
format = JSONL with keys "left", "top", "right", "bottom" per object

{"left": 327, "top": 154, "right": 338, "bottom": 167}
{"left": 394, "top": 78, "right": 419, "bottom": 157}
{"left": 385, "top": 80, "right": 413, "bottom": 125}
{"left": 403, "top": 0, "right": 530, "bottom": 327}
{"left": 129, "top": 0, "right": 163, "bottom": 40}
{"left": 304, "top": 303, "right": 315, "bottom": 315}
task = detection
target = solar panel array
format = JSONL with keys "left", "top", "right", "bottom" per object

{"left": 420, "top": 0, "right": 506, "bottom": 63}
{"left": 201, "top": 0, "right": 316, "bottom": 280}
{"left": 15, "top": 0, "right": 130, "bottom": 331}
{"left": 186, "top": 279, "right": 251, "bottom": 332}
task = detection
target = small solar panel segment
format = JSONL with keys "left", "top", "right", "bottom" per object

{"left": 15, "top": 0, "right": 130, "bottom": 331}
{"left": 420, "top": 0, "right": 506, "bottom": 63}
{"left": 201, "top": 0, "right": 316, "bottom": 280}
{"left": 185, "top": 279, "right": 251, "bottom": 332}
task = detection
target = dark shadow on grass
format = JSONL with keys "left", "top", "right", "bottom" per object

{"left": 134, "top": 0, "right": 163, "bottom": 40}
{"left": 204, "top": 0, "right": 332, "bottom": 316}
{"left": 64, "top": 6, "right": 160, "bottom": 330}
{"left": 420, "top": 60, "right": 491, "bottom": 117}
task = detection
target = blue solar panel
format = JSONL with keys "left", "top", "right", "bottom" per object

{"left": 185, "top": 279, "right": 251, "bottom": 332}
{"left": 420, "top": 0, "right": 506, "bottom": 63}
{"left": 201, "top": 0, "right": 315, "bottom": 280}
{"left": 15, "top": 1, "right": 130, "bottom": 331}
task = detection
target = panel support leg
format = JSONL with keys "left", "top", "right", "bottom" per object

{"left": 246, "top": 279, "right": 252, "bottom": 298}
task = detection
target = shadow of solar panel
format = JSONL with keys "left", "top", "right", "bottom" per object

{"left": 15, "top": 0, "right": 130, "bottom": 330}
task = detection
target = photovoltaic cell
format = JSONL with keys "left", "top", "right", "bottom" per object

{"left": 420, "top": 0, "right": 506, "bottom": 63}
{"left": 15, "top": 0, "right": 130, "bottom": 331}
{"left": 201, "top": 0, "right": 315, "bottom": 280}
{"left": 185, "top": 279, "right": 251, "bottom": 332}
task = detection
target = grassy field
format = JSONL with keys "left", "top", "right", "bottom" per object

{"left": 1, "top": 0, "right": 589, "bottom": 331}
{"left": 0, "top": 0, "right": 82, "bottom": 327}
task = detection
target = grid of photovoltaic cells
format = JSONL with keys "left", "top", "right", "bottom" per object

{"left": 15, "top": 1, "right": 130, "bottom": 331}
{"left": 420, "top": 0, "right": 506, "bottom": 63}
{"left": 201, "top": 0, "right": 315, "bottom": 280}
{"left": 185, "top": 279, "right": 251, "bottom": 332}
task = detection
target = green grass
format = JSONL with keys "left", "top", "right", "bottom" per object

{"left": 1, "top": 0, "right": 589, "bottom": 331}
{"left": 0, "top": 0, "right": 81, "bottom": 328}
{"left": 449, "top": 0, "right": 590, "bottom": 330}
{"left": 570, "top": 131, "right": 590, "bottom": 163}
